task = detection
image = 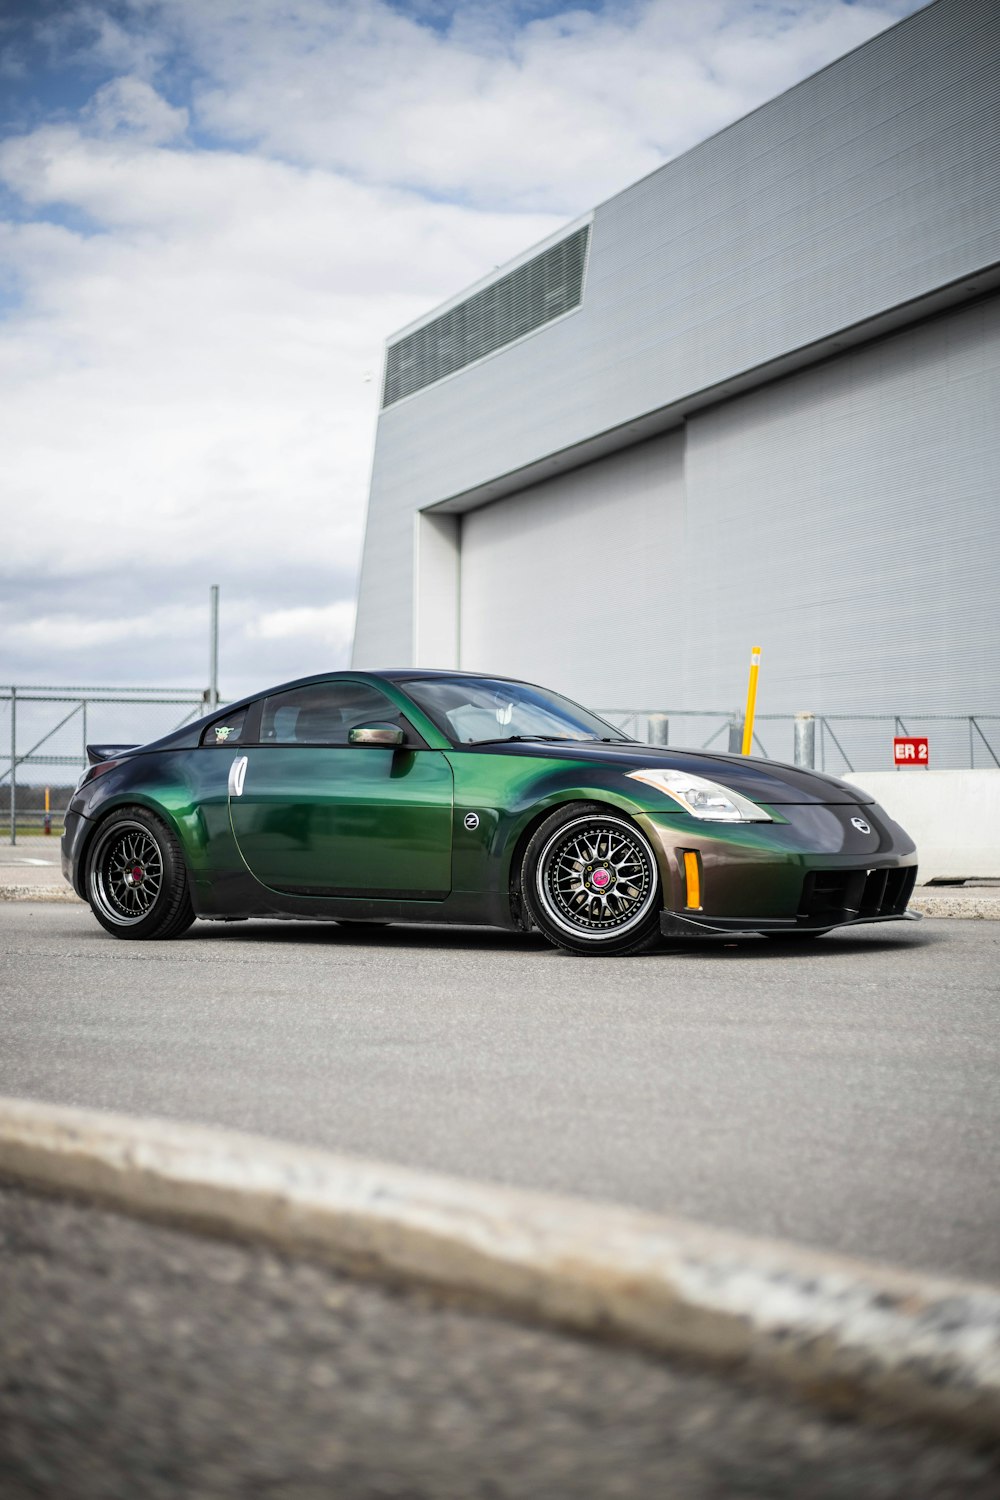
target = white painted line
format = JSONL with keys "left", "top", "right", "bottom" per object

{"left": 0, "top": 1096, "right": 998, "bottom": 1438}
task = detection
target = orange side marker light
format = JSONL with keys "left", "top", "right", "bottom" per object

{"left": 683, "top": 850, "right": 701, "bottom": 910}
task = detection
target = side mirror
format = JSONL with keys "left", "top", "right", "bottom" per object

{"left": 349, "top": 722, "right": 405, "bottom": 747}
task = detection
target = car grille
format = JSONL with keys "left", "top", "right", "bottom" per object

{"left": 799, "top": 866, "right": 917, "bottom": 924}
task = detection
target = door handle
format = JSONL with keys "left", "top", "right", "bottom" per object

{"left": 228, "top": 755, "right": 248, "bottom": 797}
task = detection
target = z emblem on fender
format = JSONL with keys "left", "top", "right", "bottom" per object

{"left": 851, "top": 816, "right": 871, "bottom": 834}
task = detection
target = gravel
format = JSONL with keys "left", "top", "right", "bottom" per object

{"left": 1, "top": 1183, "right": 998, "bottom": 1500}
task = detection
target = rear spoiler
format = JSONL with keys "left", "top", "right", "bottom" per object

{"left": 86, "top": 744, "right": 140, "bottom": 767}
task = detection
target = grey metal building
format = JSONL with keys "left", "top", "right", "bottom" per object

{"left": 353, "top": 0, "right": 1000, "bottom": 769}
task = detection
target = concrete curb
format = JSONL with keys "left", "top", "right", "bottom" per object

{"left": 908, "top": 892, "right": 1000, "bottom": 920}
{"left": 0, "top": 884, "right": 81, "bottom": 903}
{"left": 1, "top": 1096, "right": 998, "bottom": 1439}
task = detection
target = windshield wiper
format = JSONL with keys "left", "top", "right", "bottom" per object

{"left": 466, "top": 734, "right": 582, "bottom": 746}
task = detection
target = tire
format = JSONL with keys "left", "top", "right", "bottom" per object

{"left": 86, "top": 807, "right": 195, "bottom": 940}
{"left": 521, "top": 803, "right": 662, "bottom": 956}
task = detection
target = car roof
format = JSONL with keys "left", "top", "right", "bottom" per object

{"left": 378, "top": 668, "right": 527, "bottom": 683}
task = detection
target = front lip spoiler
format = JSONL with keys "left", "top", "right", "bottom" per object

{"left": 659, "top": 910, "right": 922, "bottom": 939}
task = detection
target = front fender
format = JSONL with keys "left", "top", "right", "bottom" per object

{"left": 446, "top": 749, "right": 682, "bottom": 901}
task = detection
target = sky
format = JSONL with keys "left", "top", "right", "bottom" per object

{"left": 1, "top": 0, "right": 924, "bottom": 700}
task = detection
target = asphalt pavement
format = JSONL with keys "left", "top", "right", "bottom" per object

{"left": 2, "top": 902, "right": 998, "bottom": 1282}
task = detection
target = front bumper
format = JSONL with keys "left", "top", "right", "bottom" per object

{"left": 639, "top": 796, "right": 919, "bottom": 937}
{"left": 660, "top": 908, "right": 921, "bottom": 939}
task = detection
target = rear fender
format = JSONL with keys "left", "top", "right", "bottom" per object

{"left": 69, "top": 751, "right": 239, "bottom": 909}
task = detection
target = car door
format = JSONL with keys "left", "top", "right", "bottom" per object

{"left": 227, "top": 679, "right": 453, "bottom": 898}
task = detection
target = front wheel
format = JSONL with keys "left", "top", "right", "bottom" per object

{"left": 87, "top": 807, "right": 195, "bottom": 940}
{"left": 521, "top": 804, "right": 662, "bottom": 956}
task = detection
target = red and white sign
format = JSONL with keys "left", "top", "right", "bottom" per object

{"left": 893, "top": 736, "right": 929, "bottom": 766}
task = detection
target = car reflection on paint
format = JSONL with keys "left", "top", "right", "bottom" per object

{"left": 63, "top": 670, "right": 919, "bottom": 956}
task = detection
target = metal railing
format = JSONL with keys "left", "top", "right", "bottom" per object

{"left": 599, "top": 710, "right": 1000, "bottom": 774}
{"left": 1, "top": 686, "right": 207, "bottom": 843}
{"left": 4, "top": 685, "right": 997, "bottom": 842}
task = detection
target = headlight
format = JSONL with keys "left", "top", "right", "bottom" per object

{"left": 626, "top": 768, "right": 772, "bottom": 822}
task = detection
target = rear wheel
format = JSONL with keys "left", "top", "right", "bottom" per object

{"left": 521, "top": 804, "right": 662, "bottom": 956}
{"left": 87, "top": 807, "right": 195, "bottom": 940}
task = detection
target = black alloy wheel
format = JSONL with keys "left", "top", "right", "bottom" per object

{"left": 87, "top": 807, "right": 195, "bottom": 940}
{"left": 522, "top": 803, "right": 662, "bottom": 956}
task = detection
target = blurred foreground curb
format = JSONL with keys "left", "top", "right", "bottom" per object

{"left": 1, "top": 1095, "right": 998, "bottom": 1440}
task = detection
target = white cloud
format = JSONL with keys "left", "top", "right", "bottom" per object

{"left": 249, "top": 600, "right": 357, "bottom": 648}
{"left": 5, "top": 605, "right": 196, "bottom": 653}
{"left": 82, "top": 76, "right": 190, "bottom": 144}
{"left": 0, "top": 129, "right": 561, "bottom": 607}
{"left": 171, "top": 0, "right": 918, "bottom": 211}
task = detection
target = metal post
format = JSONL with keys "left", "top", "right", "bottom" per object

{"left": 9, "top": 686, "right": 15, "bottom": 846}
{"left": 647, "top": 713, "right": 669, "bottom": 747}
{"left": 793, "top": 712, "right": 816, "bottom": 768}
{"left": 82, "top": 698, "right": 87, "bottom": 773}
{"left": 727, "top": 713, "right": 744, "bottom": 754}
{"left": 741, "top": 646, "right": 761, "bottom": 756}
{"left": 209, "top": 585, "right": 220, "bottom": 710}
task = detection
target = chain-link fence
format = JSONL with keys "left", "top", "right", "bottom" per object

{"left": 4, "top": 685, "right": 997, "bottom": 844}
{"left": 599, "top": 710, "right": 1000, "bottom": 774}
{"left": 0, "top": 686, "right": 207, "bottom": 842}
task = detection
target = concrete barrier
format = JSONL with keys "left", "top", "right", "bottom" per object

{"left": 1, "top": 1096, "right": 999, "bottom": 1440}
{"left": 857, "top": 770, "right": 1000, "bottom": 882}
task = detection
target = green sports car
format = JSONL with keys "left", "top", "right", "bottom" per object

{"left": 62, "top": 669, "right": 919, "bottom": 955}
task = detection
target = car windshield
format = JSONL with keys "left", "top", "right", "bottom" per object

{"left": 400, "top": 676, "right": 634, "bottom": 746}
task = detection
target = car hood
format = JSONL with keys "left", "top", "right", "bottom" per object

{"left": 482, "top": 741, "right": 873, "bottom": 805}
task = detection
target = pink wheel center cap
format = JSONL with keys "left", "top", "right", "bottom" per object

{"left": 131, "top": 866, "right": 144, "bottom": 884}
{"left": 591, "top": 868, "right": 611, "bottom": 889}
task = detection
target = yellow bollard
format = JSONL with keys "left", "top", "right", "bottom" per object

{"left": 44, "top": 786, "right": 52, "bottom": 836}
{"left": 741, "top": 647, "right": 761, "bottom": 756}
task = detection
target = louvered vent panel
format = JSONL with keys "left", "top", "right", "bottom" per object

{"left": 382, "top": 226, "right": 589, "bottom": 407}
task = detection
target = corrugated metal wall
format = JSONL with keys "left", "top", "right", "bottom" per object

{"left": 677, "top": 294, "right": 1000, "bottom": 724}
{"left": 459, "top": 430, "right": 686, "bottom": 699}
{"left": 458, "top": 292, "right": 1000, "bottom": 765}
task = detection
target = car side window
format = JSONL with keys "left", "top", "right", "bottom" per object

{"left": 259, "top": 682, "right": 407, "bottom": 746}
{"left": 200, "top": 708, "right": 247, "bottom": 747}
